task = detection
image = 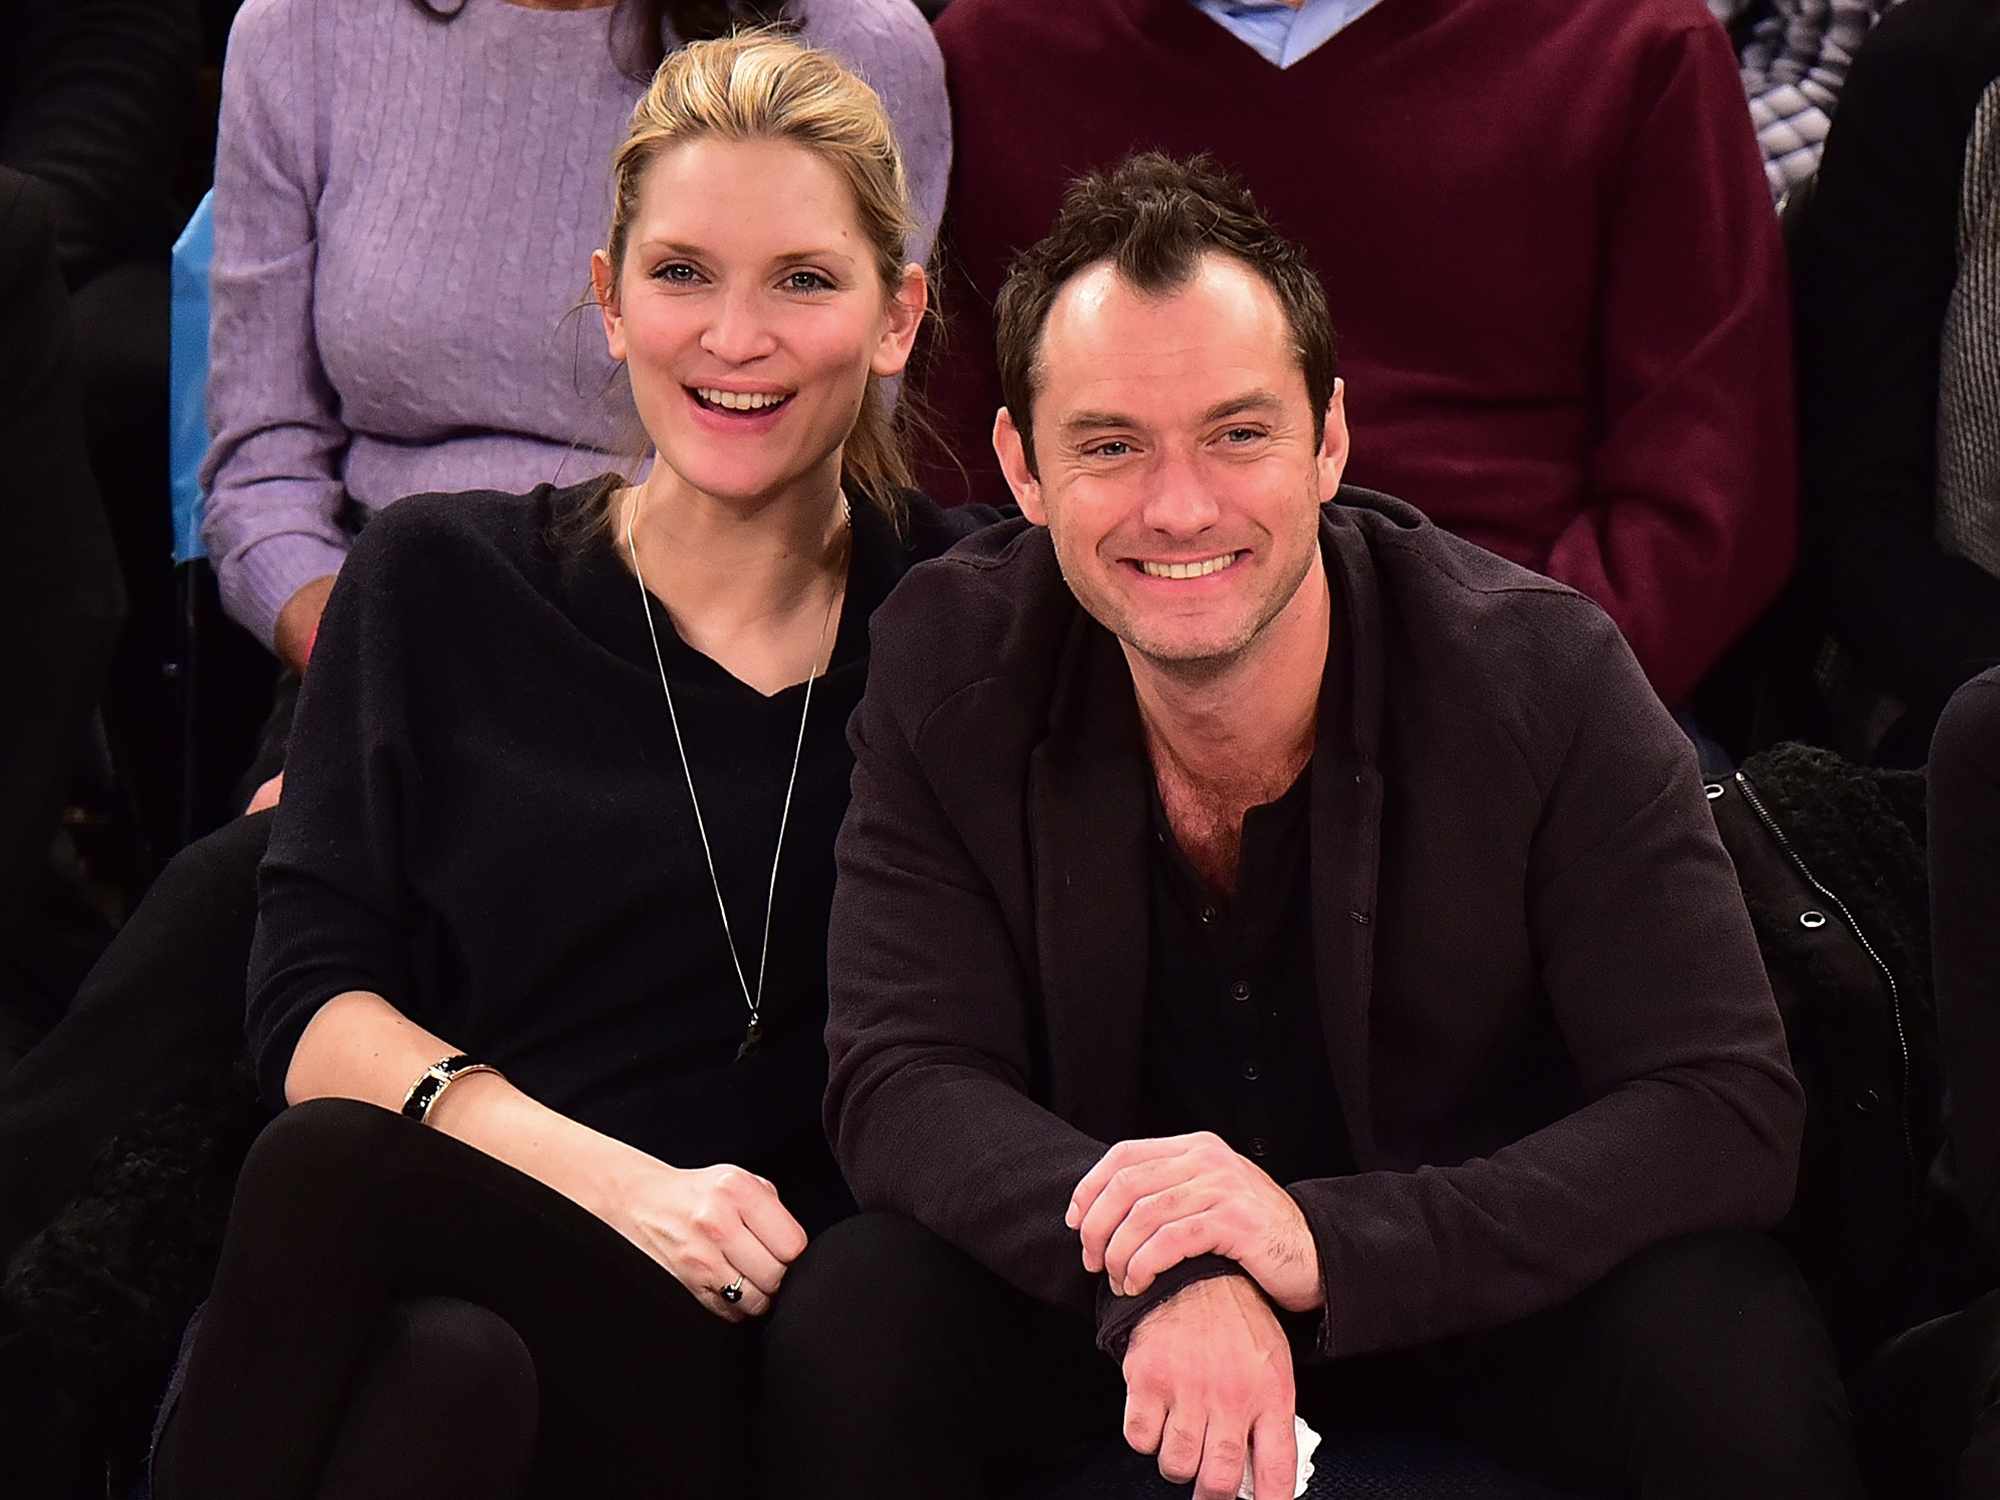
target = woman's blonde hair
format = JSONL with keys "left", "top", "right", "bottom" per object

{"left": 599, "top": 29, "right": 924, "bottom": 525}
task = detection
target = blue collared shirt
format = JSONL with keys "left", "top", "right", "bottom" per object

{"left": 1189, "top": 0, "right": 1391, "bottom": 69}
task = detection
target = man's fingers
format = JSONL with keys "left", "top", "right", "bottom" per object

{"left": 1068, "top": 1135, "right": 1200, "bottom": 1228}
{"left": 1157, "top": 1410, "right": 1207, "bottom": 1485}
{"left": 1194, "top": 1421, "right": 1251, "bottom": 1500}
{"left": 1117, "top": 1212, "right": 1221, "bottom": 1297}
{"left": 1249, "top": 1408, "right": 1299, "bottom": 1500}
{"left": 1079, "top": 1158, "right": 1201, "bottom": 1272}
{"left": 1122, "top": 1389, "right": 1166, "bottom": 1456}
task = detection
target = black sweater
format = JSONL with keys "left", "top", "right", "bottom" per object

{"left": 246, "top": 479, "right": 991, "bottom": 1224}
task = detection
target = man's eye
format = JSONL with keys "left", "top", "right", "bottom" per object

{"left": 1223, "top": 427, "right": 1264, "bottom": 444}
{"left": 784, "top": 270, "right": 835, "bottom": 292}
{"left": 1089, "top": 441, "right": 1132, "bottom": 458}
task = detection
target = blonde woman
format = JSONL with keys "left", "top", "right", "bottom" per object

{"left": 152, "top": 35, "right": 992, "bottom": 1498}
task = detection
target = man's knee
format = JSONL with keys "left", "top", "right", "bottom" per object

{"left": 1586, "top": 1231, "right": 1851, "bottom": 1480}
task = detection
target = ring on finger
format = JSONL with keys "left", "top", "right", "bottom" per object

{"left": 719, "top": 1275, "right": 745, "bottom": 1304}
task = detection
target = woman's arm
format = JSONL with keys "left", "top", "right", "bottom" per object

{"left": 284, "top": 991, "right": 809, "bottom": 1321}
{"left": 200, "top": 0, "right": 352, "bottom": 656}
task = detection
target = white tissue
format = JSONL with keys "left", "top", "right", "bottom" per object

{"left": 1235, "top": 1415, "right": 1321, "bottom": 1499}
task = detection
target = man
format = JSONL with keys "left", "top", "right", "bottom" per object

{"left": 763, "top": 157, "right": 1860, "bottom": 1498}
{"left": 918, "top": 0, "right": 1795, "bottom": 711}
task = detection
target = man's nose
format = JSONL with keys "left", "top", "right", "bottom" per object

{"left": 700, "top": 288, "right": 778, "bottom": 364}
{"left": 1139, "top": 449, "right": 1223, "bottom": 536}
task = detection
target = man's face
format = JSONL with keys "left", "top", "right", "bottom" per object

{"left": 994, "top": 254, "right": 1347, "bottom": 675}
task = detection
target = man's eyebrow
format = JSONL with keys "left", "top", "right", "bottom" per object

{"left": 1200, "top": 390, "right": 1287, "bottom": 423}
{"left": 1058, "top": 409, "right": 1141, "bottom": 435}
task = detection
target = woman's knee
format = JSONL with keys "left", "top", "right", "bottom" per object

{"left": 230, "top": 1098, "right": 407, "bottom": 1228}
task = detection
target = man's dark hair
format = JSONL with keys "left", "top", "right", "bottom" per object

{"left": 992, "top": 152, "right": 1338, "bottom": 476}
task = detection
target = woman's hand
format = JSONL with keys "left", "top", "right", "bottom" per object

{"left": 603, "top": 1159, "right": 810, "bottom": 1322}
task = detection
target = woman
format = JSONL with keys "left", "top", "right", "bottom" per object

{"left": 0, "top": 2, "right": 943, "bottom": 1485}
{"left": 152, "top": 31, "right": 990, "bottom": 1498}
{"left": 204, "top": 0, "right": 946, "bottom": 799}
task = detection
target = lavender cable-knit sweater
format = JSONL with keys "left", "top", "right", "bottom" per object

{"left": 201, "top": 0, "right": 949, "bottom": 648}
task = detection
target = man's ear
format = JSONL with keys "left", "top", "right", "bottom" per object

{"left": 591, "top": 249, "right": 625, "bottom": 364}
{"left": 993, "top": 407, "right": 1046, "bottom": 524}
{"left": 870, "top": 263, "right": 929, "bottom": 378}
{"left": 1315, "top": 378, "right": 1350, "bottom": 501}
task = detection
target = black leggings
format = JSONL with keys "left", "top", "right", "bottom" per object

{"left": 153, "top": 1098, "right": 756, "bottom": 1499}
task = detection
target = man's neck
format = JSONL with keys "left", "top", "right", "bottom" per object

{"left": 1127, "top": 555, "right": 1331, "bottom": 812}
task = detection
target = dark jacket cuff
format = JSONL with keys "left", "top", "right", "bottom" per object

{"left": 1093, "top": 1253, "right": 1246, "bottom": 1359}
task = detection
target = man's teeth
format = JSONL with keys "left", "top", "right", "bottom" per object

{"left": 697, "top": 388, "right": 789, "bottom": 411}
{"left": 1139, "top": 553, "right": 1240, "bottom": 580}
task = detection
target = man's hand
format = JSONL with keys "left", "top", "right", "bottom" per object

{"left": 1122, "top": 1275, "right": 1298, "bottom": 1500}
{"left": 1069, "top": 1131, "right": 1322, "bottom": 1311}
{"left": 273, "top": 574, "right": 337, "bottom": 675}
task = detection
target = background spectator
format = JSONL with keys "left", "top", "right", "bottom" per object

{"left": 1707, "top": 0, "right": 1904, "bottom": 203}
{"left": 918, "top": 0, "right": 1796, "bottom": 711}
{"left": 1792, "top": 0, "right": 2000, "bottom": 765}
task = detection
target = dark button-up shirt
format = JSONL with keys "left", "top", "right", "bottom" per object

{"left": 1141, "top": 769, "right": 1352, "bottom": 1189}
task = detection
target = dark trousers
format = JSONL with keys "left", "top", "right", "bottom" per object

{"left": 0, "top": 810, "right": 269, "bottom": 1272}
{"left": 761, "top": 1212, "right": 1864, "bottom": 1499}
{"left": 154, "top": 1098, "right": 756, "bottom": 1500}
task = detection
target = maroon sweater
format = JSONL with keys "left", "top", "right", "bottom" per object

{"left": 922, "top": 0, "right": 1796, "bottom": 706}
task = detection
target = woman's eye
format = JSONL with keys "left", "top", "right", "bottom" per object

{"left": 651, "top": 262, "right": 700, "bottom": 284}
{"left": 783, "top": 270, "right": 835, "bottom": 292}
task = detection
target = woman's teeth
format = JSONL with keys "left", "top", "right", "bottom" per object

{"left": 695, "top": 388, "right": 789, "bottom": 412}
{"left": 1139, "top": 552, "right": 1241, "bottom": 580}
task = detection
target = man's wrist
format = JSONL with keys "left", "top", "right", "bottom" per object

{"left": 1095, "top": 1252, "right": 1247, "bottom": 1359}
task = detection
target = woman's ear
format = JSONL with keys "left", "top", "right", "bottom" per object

{"left": 870, "top": 263, "right": 929, "bottom": 378}
{"left": 591, "top": 249, "right": 626, "bottom": 363}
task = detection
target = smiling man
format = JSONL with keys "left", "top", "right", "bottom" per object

{"left": 766, "top": 156, "right": 1862, "bottom": 1500}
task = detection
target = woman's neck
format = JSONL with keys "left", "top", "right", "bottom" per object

{"left": 619, "top": 461, "right": 852, "bottom": 686}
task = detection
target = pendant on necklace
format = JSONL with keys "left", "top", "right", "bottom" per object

{"left": 735, "top": 1017, "right": 763, "bottom": 1063}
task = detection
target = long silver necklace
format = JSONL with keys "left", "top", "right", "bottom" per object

{"left": 623, "top": 488, "right": 848, "bottom": 1061}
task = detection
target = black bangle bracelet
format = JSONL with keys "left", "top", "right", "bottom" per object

{"left": 400, "top": 1053, "right": 500, "bottom": 1124}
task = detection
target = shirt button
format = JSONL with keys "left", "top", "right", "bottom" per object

{"left": 1230, "top": 979, "right": 1251, "bottom": 1003}
{"left": 1242, "top": 1062, "right": 1261, "bottom": 1081}
{"left": 1200, "top": 905, "right": 1217, "bottom": 925}
{"left": 1250, "top": 1136, "right": 1269, "bottom": 1157}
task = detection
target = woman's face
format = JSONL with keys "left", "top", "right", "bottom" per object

{"left": 593, "top": 137, "right": 924, "bottom": 511}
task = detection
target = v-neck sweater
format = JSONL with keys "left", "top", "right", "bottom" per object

{"left": 923, "top": 0, "right": 1795, "bottom": 705}
{"left": 245, "top": 478, "right": 991, "bottom": 1218}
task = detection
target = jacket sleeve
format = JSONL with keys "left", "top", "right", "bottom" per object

{"left": 825, "top": 651, "right": 1222, "bottom": 1352}
{"left": 245, "top": 508, "right": 426, "bottom": 1108}
{"left": 1289, "top": 615, "right": 1805, "bottom": 1359}
{"left": 200, "top": 0, "right": 353, "bottom": 649}
{"left": 1546, "top": 16, "right": 1797, "bottom": 707}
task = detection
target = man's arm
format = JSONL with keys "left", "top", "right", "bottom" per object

{"left": 1549, "top": 16, "right": 1797, "bottom": 706}
{"left": 1297, "top": 617, "right": 1802, "bottom": 1358}
{"left": 825, "top": 670, "right": 1116, "bottom": 1324}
